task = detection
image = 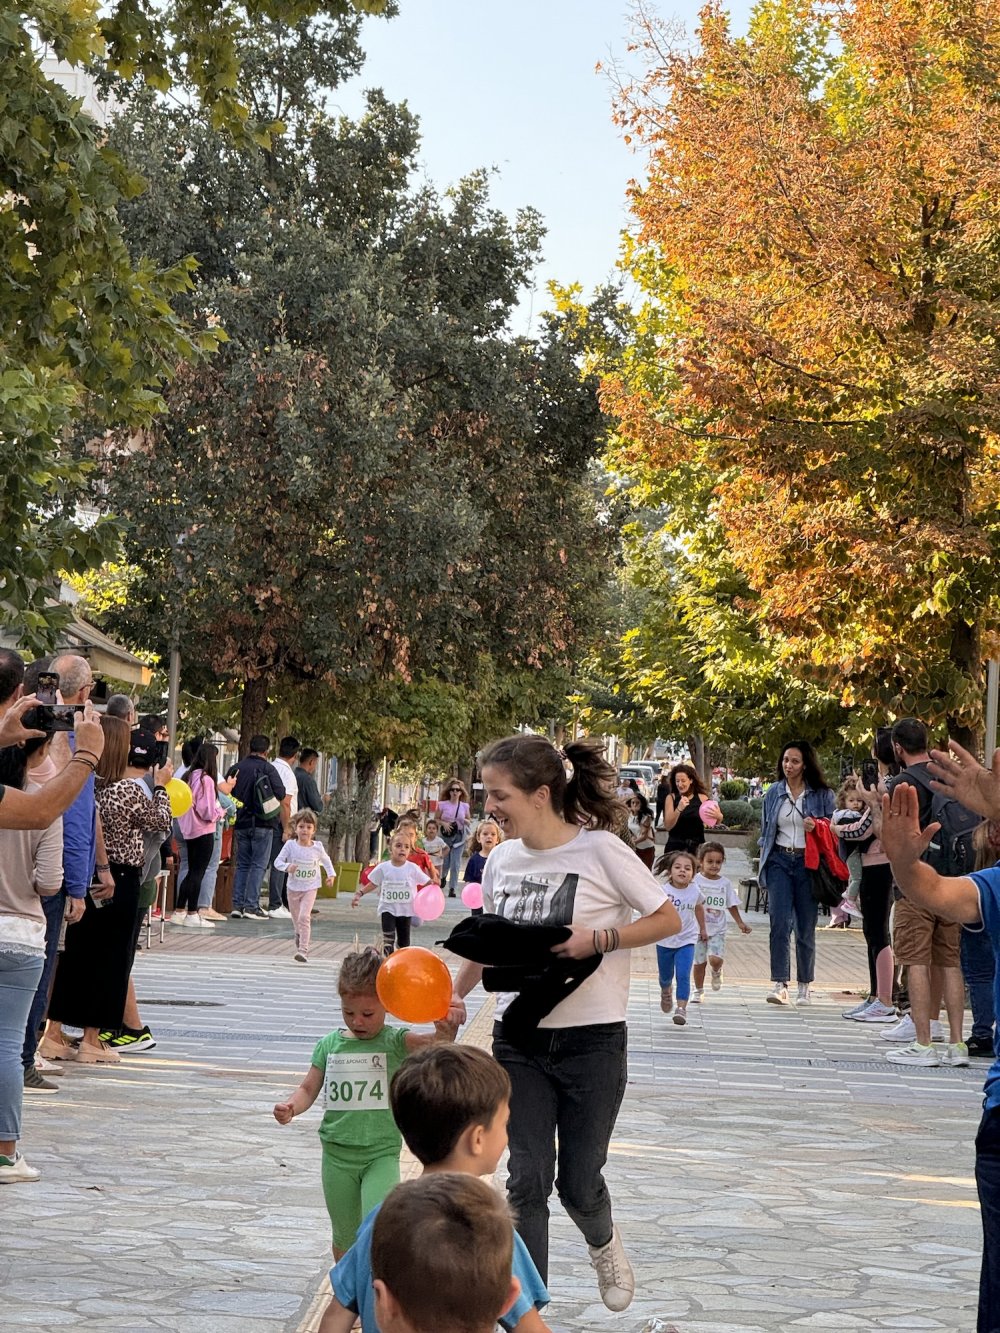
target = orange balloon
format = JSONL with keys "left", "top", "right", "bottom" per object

{"left": 376, "top": 947, "right": 453, "bottom": 1024}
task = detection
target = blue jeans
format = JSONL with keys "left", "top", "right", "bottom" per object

{"left": 963, "top": 926, "right": 997, "bottom": 1047}
{"left": 493, "top": 1021, "right": 627, "bottom": 1284}
{"left": 198, "top": 825, "right": 223, "bottom": 911}
{"left": 765, "top": 847, "right": 818, "bottom": 985}
{"left": 232, "top": 826, "right": 273, "bottom": 912}
{"left": 977, "top": 1105, "right": 1000, "bottom": 1331}
{"left": 21, "top": 890, "right": 66, "bottom": 1070}
{"left": 656, "top": 943, "right": 696, "bottom": 1001}
{"left": 0, "top": 949, "right": 44, "bottom": 1143}
{"left": 442, "top": 837, "right": 464, "bottom": 895}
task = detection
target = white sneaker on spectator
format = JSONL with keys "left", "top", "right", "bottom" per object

{"left": 34, "top": 1054, "right": 63, "bottom": 1076}
{"left": 0, "top": 1152, "right": 40, "bottom": 1184}
{"left": 886, "top": 1041, "right": 939, "bottom": 1067}
{"left": 843, "top": 998, "right": 874, "bottom": 1020}
{"left": 856, "top": 1000, "right": 897, "bottom": 1023}
{"left": 268, "top": 906, "right": 292, "bottom": 919}
{"left": 880, "top": 1014, "right": 915, "bottom": 1042}
{"left": 941, "top": 1042, "right": 970, "bottom": 1067}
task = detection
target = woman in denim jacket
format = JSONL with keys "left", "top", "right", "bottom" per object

{"left": 758, "top": 741, "right": 834, "bottom": 1007}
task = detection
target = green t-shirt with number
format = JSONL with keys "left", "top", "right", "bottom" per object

{"left": 310, "top": 1026, "right": 410, "bottom": 1151}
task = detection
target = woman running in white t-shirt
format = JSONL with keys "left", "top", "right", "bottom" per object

{"left": 452, "top": 735, "right": 680, "bottom": 1314}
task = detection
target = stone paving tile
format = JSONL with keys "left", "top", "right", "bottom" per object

{"left": 1, "top": 922, "right": 988, "bottom": 1332}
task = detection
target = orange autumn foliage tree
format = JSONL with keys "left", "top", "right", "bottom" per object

{"left": 607, "top": 0, "right": 1000, "bottom": 744}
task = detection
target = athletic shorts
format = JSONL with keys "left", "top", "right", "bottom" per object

{"left": 694, "top": 931, "right": 727, "bottom": 964}
{"left": 892, "top": 896, "right": 961, "bottom": 968}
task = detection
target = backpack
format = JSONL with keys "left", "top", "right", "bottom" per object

{"left": 903, "top": 766, "right": 982, "bottom": 877}
{"left": 247, "top": 765, "right": 281, "bottom": 823}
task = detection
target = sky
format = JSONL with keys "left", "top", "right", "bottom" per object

{"left": 336, "top": 0, "right": 751, "bottom": 335}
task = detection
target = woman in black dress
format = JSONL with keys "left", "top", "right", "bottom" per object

{"left": 661, "top": 763, "right": 716, "bottom": 853}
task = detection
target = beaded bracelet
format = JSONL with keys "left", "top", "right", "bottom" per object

{"left": 70, "top": 755, "right": 97, "bottom": 772}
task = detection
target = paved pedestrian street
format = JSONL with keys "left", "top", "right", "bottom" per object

{"left": 0, "top": 901, "right": 986, "bottom": 1331}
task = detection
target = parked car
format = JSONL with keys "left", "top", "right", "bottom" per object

{"left": 618, "top": 766, "right": 654, "bottom": 799}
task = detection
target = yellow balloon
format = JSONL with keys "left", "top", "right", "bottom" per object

{"left": 166, "top": 778, "right": 193, "bottom": 817}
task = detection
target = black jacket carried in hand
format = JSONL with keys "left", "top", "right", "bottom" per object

{"left": 439, "top": 914, "right": 602, "bottom": 1048}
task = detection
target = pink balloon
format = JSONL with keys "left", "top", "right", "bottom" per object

{"left": 414, "top": 885, "right": 445, "bottom": 922}
{"left": 461, "top": 882, "right": 484, "bottom": 910}
{"left": 700, "top": 800, "right": 720, "bottom": 828}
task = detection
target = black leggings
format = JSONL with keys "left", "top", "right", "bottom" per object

{"left": 177, "top": 832, "right": 214, "bottom": 913}
{"left": 859, "top": 862, "right": 893, "bottom": 996}
{"left": 381, "top": 912, "right": 411, "bottom": 955}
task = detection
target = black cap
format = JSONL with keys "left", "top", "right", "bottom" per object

{"left": 128, "top": 728, "right": 159, "bottom": 769}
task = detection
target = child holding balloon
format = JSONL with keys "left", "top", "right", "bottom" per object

{"left": 273, "top": 948, "right": 458, "bottom": 1259}
{"left": 462, "top": 819, "right": 503, "bottom": 916}
{"left": 355, "top": 832, "right": 431, "bottom": 955}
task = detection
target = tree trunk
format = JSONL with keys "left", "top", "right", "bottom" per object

{"left": 948, "top": 615, "right": 980, "bottom": 751}
{"left": 239, "top": 675, "right": 270, "bottom": 756}
{"left": 687, "top": 732, "right": 710, "bottom": 791}
{"left": 354, "top": 754, "right": 378, "bottom": 862}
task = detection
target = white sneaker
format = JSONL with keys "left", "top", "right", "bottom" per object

{"left": 0, "top": 1152, "right": 40, "bottom": 1184}
{"left": 34, "top": 1054, "right": 64, "bottom": 1076}
{"left": 766, "top": 983, "right": 790, "bottom": 1006}
{"left": 931, "top": 1020, "right": 946, "bottom": 1043}
{"left": 182, "top": 913, "right": 216, "bottom": 928}
{"left": 797, "top": 984, "right": 812, "bottom": 1005}
{"left": 691, "top": 988, "right": 704, "bottom": 1004}
{"left": 843, "top": 998, "right": 874, "bottom": 1020}
{"left": 587, "top": 1225, "right": 635, "bottom": 1312}
{"left": 168, "top": 912, "right": 187, "bottom": 925}
{"left": 886, "top": 1041, "right": 939, "bottom": 1067}
{"left": 843, "top": 898, "right": 864, "bottom": 918}
{"left": 268, "top": 906, "right": 292, "bottom": 919}
{"left": 941, "top": 1041, "right": 970, "bottom": 1067}
{"left": 880, "top": 1014, "right": 916, "bottom": 1042}
{"left": 856, "top": 1000, "right": 897, "bottom": 1023}
{"left": 710, "top": 966, "right": 723, "bottom": 991}
{"left": 293, "top": 951, "right": 308, "bottom": 963}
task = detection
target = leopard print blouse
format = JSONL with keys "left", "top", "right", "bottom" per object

{"left": 96, "top": 779, "right": 171, "bottom": 867}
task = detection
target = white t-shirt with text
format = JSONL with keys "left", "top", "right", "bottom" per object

{"left": 657, "top": 882, "right": 705, "bottom": 949}
{"left": 482, "top": 827, "right": 667, "bottom": 1030}
{"left": 273, "top": 839, "right": 335, "bottom": 893}
{"left": 366, "top": 860, "right": 430, "bottom": 918}
{"left": 695, "top": 873, "right": 739, "bottom": 934}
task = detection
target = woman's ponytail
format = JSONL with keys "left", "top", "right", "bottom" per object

{"left": 562, "top": 738, "right": 625, "bottom": 831}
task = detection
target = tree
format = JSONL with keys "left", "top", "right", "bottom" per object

{"left": 608, "top": 0, "right": 1000, "bottom": 746}
{"left": 90, "top": 23, "right": 612, "bottom": 754}
{"left": 1, "top": 0, "right": 384, "bottom": 646}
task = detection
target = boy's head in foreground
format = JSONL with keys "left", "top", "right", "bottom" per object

{"left": 390, "top": 1045, "right": 511, "bottom": 1174}
{"left": 371, "top": 1174, "right": 519, "bottom": 1333}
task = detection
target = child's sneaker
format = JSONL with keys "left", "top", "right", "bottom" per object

{"left": 691, "top": 988, "right": 704, "bottom": 1004}
{"left": 293, "top": 951, "right": 308, "bottom": 964}
{"left": 659, "top": 987, "right": 673, "bottom": 1014}
{"left": 672, "top": 1009, "right": 687, "bottom": 1026}
{"left": 711, "top": 965, "right": 723, "bottom": 991}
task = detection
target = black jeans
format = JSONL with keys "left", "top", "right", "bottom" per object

{"left": 978, "top": 1105, "right": 1000, "bottom": 1330}
{"left": 493, "top": 1020, "right": 628, "bottom": 1283}
{"left": 177, "top": 832, "right": 214, "bottom": 914}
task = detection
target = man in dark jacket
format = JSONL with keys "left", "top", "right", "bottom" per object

{"left": 230, "top": 735, "right": 288, "bottom": 920}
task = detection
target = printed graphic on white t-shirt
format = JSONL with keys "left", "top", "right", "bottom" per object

{"left": 483, "top": 828, "right": 668, "bottom": 1029}
{"left": 657, "top": 882, "right": 704, "bottom": 949}
{"left": 695, "top": 873, "right": 739, "bottom": 933}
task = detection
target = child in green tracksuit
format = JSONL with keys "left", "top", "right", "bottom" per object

{"left": 273, "top": 948, "right": 458, "bottom": 1256}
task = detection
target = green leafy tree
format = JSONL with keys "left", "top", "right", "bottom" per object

{"left": 1, "top": 0, "right": 383, "bottom": 646}
{"left": 90, "top": 24, "right": 612, "bottom": 758}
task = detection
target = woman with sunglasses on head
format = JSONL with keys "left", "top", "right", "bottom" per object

{"left": 438, "top": 779, "right": 471, "bottom": 898}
